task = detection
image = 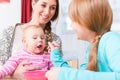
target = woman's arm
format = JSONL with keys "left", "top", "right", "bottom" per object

{"left": 0, "top": 25, "right": 15, "bottom": 64}
{"left": 8, "top": 61, "right": 41, "bottom": 80}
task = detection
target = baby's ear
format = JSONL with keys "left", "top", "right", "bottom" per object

{"left": 22, "top": 38, "right": 26, "bottom": 46}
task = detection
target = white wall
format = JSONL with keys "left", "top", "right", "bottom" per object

{"left": 0, "top": 0, "right": 21, "bottom": 34}
{"left": 109, "top": 0, "right": 120, "bottom": 33}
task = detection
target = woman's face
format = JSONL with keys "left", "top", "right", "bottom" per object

{"left": 32, "top": 0, "right": 57, "bottom": 25}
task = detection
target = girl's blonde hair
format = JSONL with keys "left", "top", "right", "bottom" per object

{"left": 69, "top": 0, "right": 113, "bottom": 71}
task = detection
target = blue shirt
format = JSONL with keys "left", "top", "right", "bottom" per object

{"left": 50, "top": 31, "right": 120, "bottom": 80}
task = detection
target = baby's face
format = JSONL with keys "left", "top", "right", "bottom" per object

{"left": 23, "top": 27, "right": 46, "bottom": 54}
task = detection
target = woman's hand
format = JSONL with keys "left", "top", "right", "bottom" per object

{"left": 12, "top": 61, "right": 41, "bottom": 80}
{"left": 45, "top": 67, "right": 60, "bottom": 80}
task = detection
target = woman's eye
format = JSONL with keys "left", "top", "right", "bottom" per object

{"left": 41, "top": 4, "right": 46, "bottom": 7}
{"left": 51, "top": 6, "right": 56, "bottom": 10}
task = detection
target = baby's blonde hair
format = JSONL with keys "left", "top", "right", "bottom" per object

{"left": 22, "top": 25, "right": 44, "bottom": 39}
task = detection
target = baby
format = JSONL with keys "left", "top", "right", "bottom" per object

{"left": 0, "top": 25, "right": 53, "bottom": 79}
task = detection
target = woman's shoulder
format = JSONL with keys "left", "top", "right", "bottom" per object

{"left": 0, "top": 24, "right": 16, "bottom": 42}
{"left": 51, "top": 32, "right": 62, "bottom": 44}
{"left": 51, "top": 32, "right": 59, "bottom": 36}
{"left": 0, "top": 24, "right": 17, "bottom": 64}
{"left": 14, "top": 23, "right": 31, "bottom": 33}
{"left": 0, "top": 23, "right": 23, "bottom": 53}
{"left": 51, "top": 32, "right": 61, "bottom": 39}
{"left": 15, "top": 23, "right": 26, "bottom": 29}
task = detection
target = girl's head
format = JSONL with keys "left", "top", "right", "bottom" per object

{"left": 22, "top": 25, "right": 46, "bottom": 54}
{"left": 69, "top": 0, "right": 113, "bottom": 38}
{"left": 69, "top": 0, "right": 113, "bottom": 71}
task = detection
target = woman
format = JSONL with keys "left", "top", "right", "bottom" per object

{"left": 46, "top": 0, "right": 120, "bottom": 80}
{"left": 0, "top": 0, "right": 61, "bottom": 79}
{"left": 11, "top": 0, "right": 61, "bottom": 55}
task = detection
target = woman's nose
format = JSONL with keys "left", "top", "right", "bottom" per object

{"left": 44, "top": 7, "right": 50, "bottom": 15}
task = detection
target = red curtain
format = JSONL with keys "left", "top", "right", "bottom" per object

{"left": 0, "top": 0, "right": 10, "bottom": 3}
{"left": 21, "top": 0, "right": 32, "bottom": 23}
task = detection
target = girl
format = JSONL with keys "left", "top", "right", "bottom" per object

{"left": 46, "top": 0, "right": 120, "bottom": 80}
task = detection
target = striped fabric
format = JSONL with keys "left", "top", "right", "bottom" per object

{"left": 0, "top": 49, "right": 53, "bottom": 79}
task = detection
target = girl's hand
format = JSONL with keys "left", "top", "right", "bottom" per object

{"left": 45, "top": 67, "right": 60, "bottom": 80}
{"left": 48, "top": 41, "right": 60, "bottom": 51}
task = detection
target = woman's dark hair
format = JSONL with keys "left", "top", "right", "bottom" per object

{"left": 44, "top": 0, "right": 59, "bottom": 42}
{"left": 34, "top": 0, "right": 59, "bottom": 42}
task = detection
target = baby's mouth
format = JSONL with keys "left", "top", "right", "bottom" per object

{"left": 37, "top": 45, "right": 42, "bottom": 48}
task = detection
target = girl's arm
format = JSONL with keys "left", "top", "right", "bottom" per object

{"left": 50, "top": 49, "right": 70, "bottom": 67}
{"left": 46, "top": 67, "right": 120, "bottom": 80}
{"left": 48, "top": 42, "right": 71, "bottom": 68}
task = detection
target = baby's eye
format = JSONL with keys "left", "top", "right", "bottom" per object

{"left": 33, "top": 37, "right": 37, "bottom": 39}
{"left": 41, "top": 36, "right": 46, "bottom": 40}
